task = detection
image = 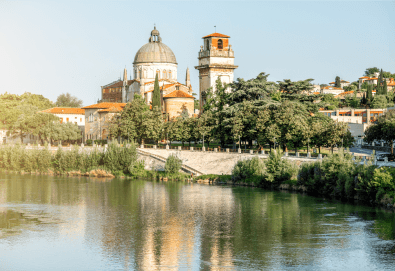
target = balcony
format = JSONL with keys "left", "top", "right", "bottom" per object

{"left": 198, "top": 50, "right": 234, "bottom": 58}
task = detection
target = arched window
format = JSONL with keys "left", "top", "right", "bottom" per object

{"left": 206, "top": 39, "right": 209, "bottom": 50}
{"left": 139, "top": 69, "right": 142, "bottom": 79}
{"left": 163, "top": 70, "right": 167, "bottom": 79}
{"left": 134, "top": 69, "right": 137, "bottom": 79}
{"left": 169, "top": 70, "right": 172, "bottom": 79}
{"left": 217, "top": 39, "right": 223, "bottom": 49}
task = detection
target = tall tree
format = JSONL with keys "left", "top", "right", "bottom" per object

{"left": 203, "top": 77, "right": 229, "bottom": 147}
{"left": 152, "top": 73, "right": 161, "bottom": 110}
{"left": 383, "top": 79, "right": 388, "bottom": 95}
{"left": 364, "top": 67, "right": 380, "bottom": 77}
{"left": 367, "top": 84, "right": 373, "bottom": 104}
{"left": 56, "top": 93, "right": 83, "bottom": 108}
{"left": 364, "top": 110, "right": 395, "bottom": 154}
{"left": 335, "top": 76, "right": 341, "bottom": 88}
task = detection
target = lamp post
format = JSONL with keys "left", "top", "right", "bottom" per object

{"left": 274, "top": 137, "right": 276, "bottom": 150}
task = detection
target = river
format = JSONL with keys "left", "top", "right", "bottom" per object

{"left": 0, "top": 173, "right": 395, "bottom": 270}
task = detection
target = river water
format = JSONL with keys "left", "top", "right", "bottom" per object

{"left": 0, "top": 173, "right": 395, "bottom": 270}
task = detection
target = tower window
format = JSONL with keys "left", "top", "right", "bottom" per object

{"left": 169, "top": 70, "right": 172, "bottom": 79}
{"left": 206, "top": 39, "right": 209, "bottom": 50}
{"left": 218, "top": 39, "right": 223, "bottom": 49}
{"left": 163, "top": 70, "right": 167, "bottom": 79}
{"left": 139, "top": 69, "right": 142, "bottom": 79}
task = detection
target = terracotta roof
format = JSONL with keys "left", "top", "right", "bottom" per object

{"left": 98, "top": 106, "right": 123, "bottom": 113}
{"left": 359, "top": 76, "right": 370, "bottom": 79}
{"left": 335, "top": 91, "right": 354, "bottom": 98}
{"left": 202, "top": 32, "right": 230, "bottom": 38}
{"left": 329, "top": 82, "right": 335, "bottom": 84}
{"left": 144, "top": 79, "right": 169, "bottom": 85}
{"left": 366, "top": 78, "right": 378, "bottom": 81}
{"left": 40, "top": 107, "right": 85, "bottom": 114}
{"left": 163, "top": 90, "right": 194, "bottom": 99}
{"left": 323, "top": 86, "right": 343, "bottom": 90}
{"left": 82, "top": 102, "right": 127, "bottom": 109}
{"left": 103, "top": 80, "right": 135, "bottom": 89}
{"left": 341, "top": 80, "right": 350, "bottom": 83}
{"left": 313, "top": 92, "right": 320, "bottom": 95}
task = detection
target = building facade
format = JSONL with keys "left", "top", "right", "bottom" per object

{"left": 82, "top": 103, "right": 126, "bottom": 142}
{"left": 100, "top": 27, "right": 195, "bottom": 119}
{"left": 195, "top": 32, "right": 238, "bottom": 110}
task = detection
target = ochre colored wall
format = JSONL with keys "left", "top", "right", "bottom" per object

{"left": 164, "top": 98, "right": 194, "bottom": 120}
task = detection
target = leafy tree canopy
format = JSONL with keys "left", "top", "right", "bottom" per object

{"left": 56, "top": 93, "right": 83, "bottom": 108}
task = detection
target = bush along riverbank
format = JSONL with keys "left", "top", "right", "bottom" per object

{"left": 225, "top": 149, "right": 395, "bottom": 209}
{"left": 0, "top": 143, "right": 146, "bottom": 178}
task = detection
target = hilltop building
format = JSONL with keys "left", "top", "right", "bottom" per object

{"left": 195, "top": 32, "right": 238, "bottom": 110}
{"left": 329, "top": 80, "right": 350, "bottom": 88}
{"left": 100, "top": 27, "right": 195, "bottom": 119}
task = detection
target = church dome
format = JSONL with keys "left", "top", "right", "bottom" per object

{"left": 133, "top": 27, "right": 177, "bottom": 64}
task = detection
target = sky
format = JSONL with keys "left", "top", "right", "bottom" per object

{"left": 1, "top": 0, "right": 394, "bottom": 106}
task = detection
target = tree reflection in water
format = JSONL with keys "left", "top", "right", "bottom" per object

{"left": 0, "top": 173, "right": 395, "bottom": 270}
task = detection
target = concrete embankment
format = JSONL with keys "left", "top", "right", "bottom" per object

{"left": 137, "top": 148, "right": 316, "bottom": 175}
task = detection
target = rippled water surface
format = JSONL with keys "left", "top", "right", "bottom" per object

{"left": 1, "top": 173, "right": 395, "bottom": 270}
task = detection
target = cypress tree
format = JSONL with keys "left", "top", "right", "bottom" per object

{"left": 361, "top": 92, "right": 366, "bottom": 105}
{"left": 367, "top": 84, "right": 373, "bottom": 102}
{"left": 335, "top": 76, "right": 341, "bottom": 88}
{"left": 383, "top": 80, "right": 388, "bottom": 95}
{"left": 152, "top": 73, "right": 161, "bottom": 111}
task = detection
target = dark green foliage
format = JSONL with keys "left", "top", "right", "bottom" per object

{"left": 152, "top": 73, "right": 161, "bottom": 110}
{"left": 232, "top": 150, "right": 298, "bottom": 186}
{"left": 335, "top": 76, "right": 341, "bottom": 88}
{"left": 103, "top": 142, "right": 138, "bottom": 175}
{"left": 165, "top": 154, "right": 182, "bottom": 174}
{"left": 367, "top": 84, "right": 373, "bottom": 103}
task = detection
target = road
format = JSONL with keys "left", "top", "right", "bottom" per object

{"left": 349, "top": 146, "right": 389, "bottom": 156}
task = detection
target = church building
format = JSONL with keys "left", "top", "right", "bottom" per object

{"left": 100, "top": 27, "right": 195, "bottom": 120}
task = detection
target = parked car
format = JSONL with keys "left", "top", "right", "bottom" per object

{"left": 377, "top": 154, "right": 395, "bottom": 161}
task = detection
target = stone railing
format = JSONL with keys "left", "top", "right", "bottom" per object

{"left": 198, "top": 50, "right": 234, "bottom": 58}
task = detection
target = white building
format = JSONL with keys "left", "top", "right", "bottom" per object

{"left": 40, "top": 107, "right": 85, "bottom": 126}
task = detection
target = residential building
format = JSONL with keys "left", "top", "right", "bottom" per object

{"left": 322, "top": 86, "right": 344, "bottom": 95}
{"left": 329, "top": 80, "right": 350, "bottom": 88}
{"left": 82, "top": 102, "right": 126, "bottom": 142}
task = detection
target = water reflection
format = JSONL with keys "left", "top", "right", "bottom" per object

{"left": 0, "top": 173, "right": 395, "bottom": 270}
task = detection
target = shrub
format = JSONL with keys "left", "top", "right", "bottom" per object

{"left": 103, "top": 142, "right": 137, "bottom": 175}
{"left": 129, "top": 160, "right": 147, "bottom": 177}
{"left": 165, "top": 154, "right": 182, "bottom": 174}
{"left": 86, "top": 139, "right": 93, "bottom": 146}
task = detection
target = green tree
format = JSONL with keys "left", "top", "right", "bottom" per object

{"left": 203, "top": 77, "right": 229, "bottom": 147}
{"left": 335, "top": 76, "right": 341, "bottom": 88}
{"left": 367, "top": 84, "right": 373, "bottom": 104}
{"left": 152, "top": 73, "right": 161, "bottom": 110}
{"left": 109, "top": 94, "right": 160, "bottom": 144}
{"left": 364, "top": 110, "right": 395, "bottom": 154}
{"left": 56, "top": 93, "right": 83, "bottom": 108}
{"left": 371, "top": 95, "right": 393, "bottom": 109}
{"left": 364, "top": 67, "right": 380, "bottom": 77}
{"left": 383, "top": 80, "right": 388, "bottom": 95}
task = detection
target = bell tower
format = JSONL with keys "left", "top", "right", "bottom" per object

{"left": 195, "top": 32, "right": 237, "bottom": 111}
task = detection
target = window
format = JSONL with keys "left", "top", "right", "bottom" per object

{"left": 89, "top": 113, "right": 94, "bottom": 122}
{"left": 60, "top": 118, "right": 63, "bottom": 123}
{"left": 163, "top": 70, "right": 167, "bottom": 79}
{"left": 217, "top": 39, "right": 223, "bottom": 49}
{"left": 175, "top": 86, "right": 179, "bottom": 90}
{"left": 75, "top": 117, "right": 77, "bottom": 119}
{"left": 139, "top": 69, "right": 142, "bottom": 79}
{"left": 206, "top": 39, "right": 209, "bottom": 50}
{"left": 135, "top": 69, "right": 137, "bottom": 79}
{"left": 169, "top": 70, "right": 172, "bottom": 79}
{"left": 80, "top": 118, "right": 82, "bottom": 122}
{"left": 66, "top": 118, "right": 69, "bottom": 122}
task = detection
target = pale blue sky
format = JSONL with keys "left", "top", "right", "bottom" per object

{"left": 1, "top": 1, "right": 394, "bottom": 106}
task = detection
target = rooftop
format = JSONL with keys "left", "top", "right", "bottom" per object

{"left": 40, "top": 107, "right": 85, "bottom": 115}
{"left": 202, "top": 32, "right": 230, "bottom": 39}
{"left": 163, "top": 90, "right": 194, "bottom": 99}
{"left": 82, "top": 102, "right": 126, "bottom": 110}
